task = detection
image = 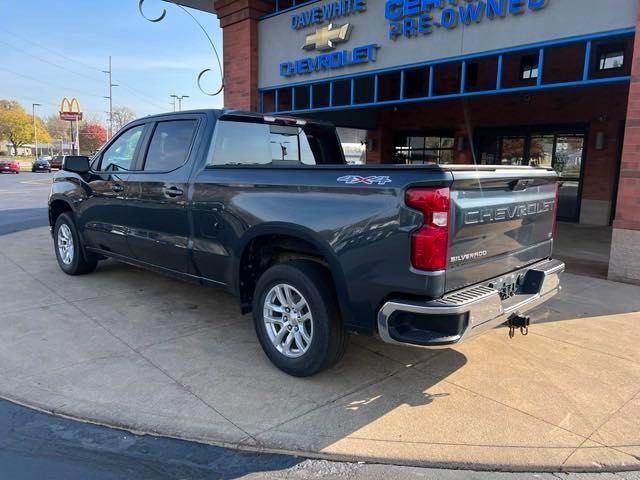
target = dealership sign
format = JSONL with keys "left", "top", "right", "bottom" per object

{"left": 290, "top": 0, "right": 367, "bottom": 30}
{"left": 385, "top": 0, "right": 550, "bottom": 40}
{"left": 281, "top": 0, "right": 378, "bottom": 77}
{"left": 279, "top": 0, "right": 550, "bottom": 78}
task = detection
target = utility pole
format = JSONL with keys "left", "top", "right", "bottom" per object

{"left": 170, "top": 94, "right": 189, "bottom": 111}
{"left": 32, "top": 103, "right": 41, "bottom": 159}
{"left": 103, "top": 56, "right": 118, "bottom": 139}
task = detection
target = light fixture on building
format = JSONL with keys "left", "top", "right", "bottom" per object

{"left": 596, "top": 131, "right": 605, "bottom": 150}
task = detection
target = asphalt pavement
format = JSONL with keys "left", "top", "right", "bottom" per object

{"left": 0, "top": 171, "right": 51, "bottom": 235}
{"left": 3, "top": 398, "right": 639, "bottom": 480}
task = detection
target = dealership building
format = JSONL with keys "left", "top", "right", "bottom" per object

{"left": 177, "top": 0, "right": 640, "bottom": 283}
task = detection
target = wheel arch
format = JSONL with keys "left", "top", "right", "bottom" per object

{"left": 234, "top": 223, "right": 354, "bottom": 326}
{"left": 48, "top": 197, "right": 74, "bottom": 229}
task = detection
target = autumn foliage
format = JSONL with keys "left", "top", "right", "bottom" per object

{"left": 79, "top": 123, "right": 108, "bottom": 154}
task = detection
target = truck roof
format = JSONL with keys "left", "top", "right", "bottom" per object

{"left": 139, "top": 109, "right": 335, "bottom": 127}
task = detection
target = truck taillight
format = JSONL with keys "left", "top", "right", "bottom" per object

{"left": 405, "top": 187, "right": 450, "bottom": 271}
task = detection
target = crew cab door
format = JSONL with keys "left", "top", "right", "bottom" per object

{"left": 79, "top": 124, "right": 146, "bottom": 257}
{"left": 125, "top": 116, "right": 201, "bottom": 273}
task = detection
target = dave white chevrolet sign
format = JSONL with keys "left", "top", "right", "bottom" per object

{"left": 280, "top": 0, "right": 377, "bottom": 78}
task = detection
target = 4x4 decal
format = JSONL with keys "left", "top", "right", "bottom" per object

{"left": 337, "top": 175, "right": 392, "bottom": 185}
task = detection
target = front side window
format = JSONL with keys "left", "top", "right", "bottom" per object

{"left": 99, "top": 125, "right": 144, "bottom": 172}
{"left": 143, "top": 120, "right": 197, "bottom": 171}
{"left": 209, "top": 120, "right": 343, "bottom": 166}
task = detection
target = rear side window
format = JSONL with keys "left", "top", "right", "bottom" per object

{"left": 209, "top": 120, "right": 344, "bottom": 166}
{"left": 143, "top": 120, "right": 197, "bottom": 171}
{"left": 210, "top": 121, "right": 271, "bottom": 166}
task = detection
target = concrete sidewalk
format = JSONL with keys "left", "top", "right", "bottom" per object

{"left": 1, "top": 227, "right": 639, "bottom": 472}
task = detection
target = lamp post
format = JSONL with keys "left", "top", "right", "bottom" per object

{"left": 32, "top": 103, "right": 41, "bottom": 160}
{"left": 170, "top": 94, "right": 189, "bottom": 111}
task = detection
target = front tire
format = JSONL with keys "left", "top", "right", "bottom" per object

{"left": 253, "top": 260, "right": 348, "bottom": 377}
{"left": 53, "top": 213, "right": 97, "bottom": 275}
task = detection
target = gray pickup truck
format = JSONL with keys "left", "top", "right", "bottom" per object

{"left": 49, "top": 109, "right": 564, "bottom": 376}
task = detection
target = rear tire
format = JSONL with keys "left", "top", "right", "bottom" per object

{"left": 53, "top": 213, "right": 97, "bottom": 275}
{"left": 252, "top": 260, "right": 348, "bottom": 377}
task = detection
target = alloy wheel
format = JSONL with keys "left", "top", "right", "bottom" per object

{"left": 263, "top": 283, "right": 314, "bottom": 358}
{"left": 57, "top": 223, "right": 74, "bottom": 265}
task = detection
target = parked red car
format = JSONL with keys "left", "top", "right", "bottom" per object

{"left": 50, "top": 155, "right": 64, "bottom": 169}
{"left": 0, "top": 159, "right": 20, "bottom": 174}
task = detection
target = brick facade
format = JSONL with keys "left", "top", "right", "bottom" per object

{"left": 609, "top": 4, "right": 640, "bottom": 284}
{"left": 213, "top": 0, "right": 270, "bottom": 111}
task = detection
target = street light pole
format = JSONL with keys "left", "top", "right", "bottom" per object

{"left": 170, "top": 94, "right": 189, "bottom": 112}
{"left": 32, "top": 103, "right": 41, "bottom": 160}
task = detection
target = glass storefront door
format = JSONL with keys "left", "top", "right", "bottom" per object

{"left": 476, "top": 127, "right": 586, "bottom": 222}
{"left": 553, "top": 135, "right": 584, "bottom": 221}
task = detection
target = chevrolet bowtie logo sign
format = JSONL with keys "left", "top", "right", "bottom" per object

{"left": 303, "top": 23, "right": 352, "bottom": 51}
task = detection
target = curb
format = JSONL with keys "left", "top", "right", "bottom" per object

{"left": 1, "top": 391, "right": 637, "bottom": 474}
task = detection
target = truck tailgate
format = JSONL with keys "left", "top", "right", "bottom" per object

{"left": 446, "top": 168, "right": 558, "bottom": 293}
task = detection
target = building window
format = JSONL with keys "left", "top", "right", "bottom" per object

{"left": 393, "top": 134, "right": 455, "bottom": 164}
{"left": 465, "top": 62, "right": 479, "bottom": 88}
{"left": 597, "top": 43, "right": 626, "bottom": 71}
{"left": 520, "top": 54, "right": 539, "bottom": 80}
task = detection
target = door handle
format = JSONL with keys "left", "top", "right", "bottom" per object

{"left": 163, "top": 186, "right": 184, "bottom": 197}
{"left": 111, "top": 183, "right": 124, "bottom": 193}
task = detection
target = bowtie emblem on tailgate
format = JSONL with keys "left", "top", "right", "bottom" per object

{"left": 510, "top": 178, "right": 533, "bottom": 191}
{"left": 337, "top": 175, "right": 392, "bottom": 185}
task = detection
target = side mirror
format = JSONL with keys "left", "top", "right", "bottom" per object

{"left": 62, "top": 155, "right": 90, "bottom": 174}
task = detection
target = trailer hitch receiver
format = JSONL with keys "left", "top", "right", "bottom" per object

{"left": 508, "top": 313, "right": 530, "bottom": 338}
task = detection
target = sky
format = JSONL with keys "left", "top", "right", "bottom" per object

{"left": 0, "top": 0, "right": 224, "bottom": 123}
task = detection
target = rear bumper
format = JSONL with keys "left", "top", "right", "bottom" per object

{"left": 377, "top": 259, "right": 564, "bottom": 348}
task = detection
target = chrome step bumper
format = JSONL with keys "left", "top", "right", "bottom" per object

{"left": 377, "top": 259, "right": 565, "bottom": 347}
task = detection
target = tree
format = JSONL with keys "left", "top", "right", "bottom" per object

{"left": 111, "top": 106, "right": 136, "bottom": 133}
{"left": 0, "top": 100, "right": 21, "bottom": 111}
{"left": 80, "top": 123, "right": 108, "bottom": 154}
{"left": 45, "top": 115, "right": 72, "bottom": 143}
{"left": 0, "top": 101, "right": 51, "bottom": 155}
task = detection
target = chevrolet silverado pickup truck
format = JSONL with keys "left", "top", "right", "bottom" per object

{"left": 49, "top": 109, "right": 564, "bottom": 376}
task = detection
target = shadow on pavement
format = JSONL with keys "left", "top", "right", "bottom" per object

{"left": 0, "top": 207, "right": 49, "bottom": 236}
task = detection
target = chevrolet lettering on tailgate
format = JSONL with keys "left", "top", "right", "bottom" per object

{"left": 463, "top": 200, "right": 555, "bottom": 225}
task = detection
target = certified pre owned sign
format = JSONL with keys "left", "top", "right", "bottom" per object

{"left": 384, "top": 0, "right": 550, "bottom": 41}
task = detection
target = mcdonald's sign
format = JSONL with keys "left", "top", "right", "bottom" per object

{"left": 59, "top": 97, "right": 83, "bottom": 121}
